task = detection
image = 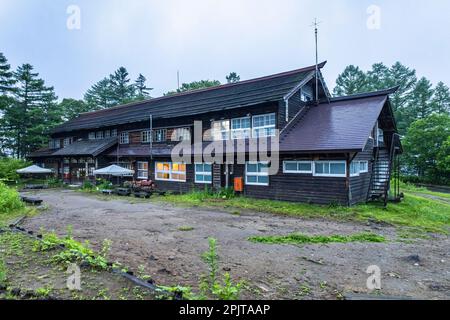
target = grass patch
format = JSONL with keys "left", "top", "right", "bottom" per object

{"left": 248, "top": 232, "right": 386, "bottom": 245}
{"left": 0, "top": 258, "right": 7, "bottom": 285}
{"left": 161, "top": 189, "right": 450, "bottom": 234}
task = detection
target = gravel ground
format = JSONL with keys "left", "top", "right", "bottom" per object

{"left": 20, "top": 190, "right": 450, "bottom": 300}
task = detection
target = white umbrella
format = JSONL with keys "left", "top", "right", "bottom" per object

{"left": 17, "top": 165, "right": 52, "bottom": 174}
{"left": 93, "top": 165, "right": 134, "bottom": 176}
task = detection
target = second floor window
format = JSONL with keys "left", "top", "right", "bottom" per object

{"left": 119, "top": 132, "right": 129, "bottom": 144}
{"left": 111, "top": 129, "right": 117, "bottom": 137}
{"left": 231, "top": 117, "right": 251, "bottom": 139}
{"left": 171, "top": 128, "right": 191, "bottom": 141}
{"left": 96, "top": 131, "right": 104, "bottom": 140}
{"left": 104, "top": 130, "right": 111, "bottom": 138}
{"left": 141, "top": 131, "right": 151, "bottom": 143}
{"left": 88, "top": 132, "right": 95, "bottom": 140}
{"left": 252, "top": 113, "right": 276, "bottom": 138}
{"left": 154, "top": 129, "right": 167, "bottom": 142}
{"left": 212, "top": 120, "right": 230, "bottom": 141}
{"left": 63, "top": 137, "right": 73, "bottom": 148}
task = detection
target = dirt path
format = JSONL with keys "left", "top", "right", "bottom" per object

{"left": 20, "top": 190, "right": 450, "bottom": 300}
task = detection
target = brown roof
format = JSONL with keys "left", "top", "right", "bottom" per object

{"left": 51, "top": 62, "right": 326, "bottom": 134}
{"left": 279, "top": 91, "right": 394, "bottom": 153}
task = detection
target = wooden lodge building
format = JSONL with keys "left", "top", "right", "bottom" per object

{"left": 29, "top": 62, "right": 402, "bottom": 206}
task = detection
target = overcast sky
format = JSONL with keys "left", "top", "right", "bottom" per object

{"left": 1, "top": 0, "right": 449, "bottom": 100}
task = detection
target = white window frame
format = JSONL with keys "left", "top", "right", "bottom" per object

{"left": 283, "top": 161, "right": 313, "bottom": 174}
{"left": 154, "top": 129, "right": 167, "bottom": 142}
{"left": 137, "top": 161, "right": 149, "bottom": 179}
{"left": 155, "top": 162, "right": 187, "bottom": 182}
{"left": 313, "top": 161, "right": 347, "bottom": 178}
{"left": 300, "top": 89, "right": 312, "bottom": 102}
{"left": 212, "top": 120, "right": 230, "bottom": 141}
{"left": 171, "top": 128, "right": 191, "bottom": 142}
{"left": 119, "top": 132, "right": 129, "bottom": 144}
{"left": 231, "top": 117, "right": 251, "bottom": 140}
{"left": 252, "top": 113, "right": 276, "bottom": 138}
{"left": 195, "top": 163, "right": 212, "bottom": 184}
{"left": 245, "top": 161, "right": 269, "bottom": 186}
{"left": 63, "top": 137, "right": 73, "bottom": 148}
{"left": 141, "top": 131, "right": 151, "bottom": 143}
{"left": 95, "top": 131, "right": 104, "bottom": 140}
{"left": 111, "top": 129, "right": 118, "bottom": 137}
{"left": 104, "top": 130, "right": 111, "bottom": 138}
{"left": 359, "top": 161, "right": 369, "bottom": 173}
{"left": 350, "top": 161, "right": 360, "bottom": 177}
{"left": 88, "top": 132, "right": 96, "bottom": 140}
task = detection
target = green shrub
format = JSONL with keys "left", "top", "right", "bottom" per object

{"left": 0, "top": 157, "right": 31, "bottom": 182}
{"left": 82, "top": 180, "right": 95, "bottom": 191}
{"left": 0, "top": 182, "right": 25, "bottom": 214}
{"left": 95, "top": 178, "right": 113, "bottom": 190}
{"left": 0, "top": 258, "right": 6, "bottom": 285}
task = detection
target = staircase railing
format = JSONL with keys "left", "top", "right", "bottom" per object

{"left": 366, "top": 146, "right": 380, "bottom": 202}
{"left": 383, "top": 133, "right": 401, "bottom": 208}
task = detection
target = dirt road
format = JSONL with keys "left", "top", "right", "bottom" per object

{"left": 20, "top": 190, "right": 450, "bottom": 299}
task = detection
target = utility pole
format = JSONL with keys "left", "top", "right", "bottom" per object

{"left": 311, "top": 18, "right": 322, "bottom": 104}
{"left": 177, "top": 70, "right": 180, "bottom": 91}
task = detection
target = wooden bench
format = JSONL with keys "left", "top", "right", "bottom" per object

{"left": 20, "top": 196, "right": 43, "bottom": 205}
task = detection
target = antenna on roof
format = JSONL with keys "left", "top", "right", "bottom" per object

{"left": 311, "top": 18, "right": 322, "bottom": 105}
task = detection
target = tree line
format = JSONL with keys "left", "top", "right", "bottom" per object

{"left": 334, "top": 62, "right": 450, "bottom": 184}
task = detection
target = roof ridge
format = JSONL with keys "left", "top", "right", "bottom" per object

{"left": 330, "top": 87, "right": 398, "bottom": 102}
{"left": 77, "top": 61, "right": 327, "bottom": 117}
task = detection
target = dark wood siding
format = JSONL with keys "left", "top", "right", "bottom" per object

{"left": 349, "top": 138, "right": 375, "bottom": 205}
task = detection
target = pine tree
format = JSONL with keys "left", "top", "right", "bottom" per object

{"left": 226, "top": 72, "right": 240, "bottom": 84}
{"left": 333, "top": 65, "right": 369, "bottom": 96}
{"left": 2, "top": 64, "right": 58, "bottom": 158}
{"left": 432, "top": 82, "right": 450, "bottom": 114}
{"left": 0, "top": 52, "right": 15, "bottom": 94}
{"left": 409, "top": 77, "right": 435, "bottom": 119}
{"left": 59, "top": 98, "right": 91, "bottom": 120}
{"left": 109, "top": 67, "right": 135, "bottom": 105}
{"left": 134, "top": 74, "right": 152, "bottom": 100}
{"left": 84, "top": 77, "right": 114, "bottom": 110}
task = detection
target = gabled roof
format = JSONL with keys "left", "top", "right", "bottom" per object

{"left": 52, "top": 62, "right": 326, "bottom": 134}
{"left": 279, "top": 90, "right": 394, "bottom": 153}
{"left": 52, "top": 138, "right": 117, "bottom": 157}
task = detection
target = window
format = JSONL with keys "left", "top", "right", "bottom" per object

{"left": 63, "top": 138, "right": 73, "bottom": 148}
{"left": 300, "top": 89, "right": 312, "bottom": 102}
{"left": 283, "top": 161, "right": 313, "bottom": 174}
{"left": 49, "top": 139, "right": 61, "bottom": 149}
{"left": 195, "top": 163, "right": 212, "bottom": 184}
{"left": 252, "top": 113, "right": 276, "bottom": 138}
{"left": 171, "top": 128, "right": 191, "bottom": 141}
{"left": 119, "top": 132, "right": 129, "bottom": 144}
{"left": 231, "top": 117, "right": 251, "bottom": 139}
{"left": 111, "top": 129, "right": 118, "bottom": 137}
{"left": 360, "top": 161, "right": 369, "bottom": 173}
{"left": 377, "top": 128, "right": 384, "bottom": 145}
{"left": 154, "top": 129, "right": 167, "bottom": 142}
{"left": 95, "top": 131, "right": 104, "bottom": 140}
{"left": 246, "top": 162, "right": 269, "bottom": 186}
{"left": 137, "top": 162, "right": 149, "bottom": 179}
{"left": 314, "top": 161, "right": 346, "bottom": 177}
{"left": 350, "top": 161, "right": 360, "bottom": 177}
{"left": 141, "top": 131, "right": 151, "bottom": 143}
{"left": 155, "top": 162, "right": 186, "bottom": 182}
{"left": 104, "top": 130, "right": 111, "bottom": 138}
{"left": 212, "top": 120, "right": 230, "bottom": 141}
{"left": 88, "top": 167, "right": 95, "bottom": 176}
{"left": 88, "top": 132, "right": 96, "bottom": 140}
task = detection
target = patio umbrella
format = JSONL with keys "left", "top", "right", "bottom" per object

{"left": 93, "top": 165, "right": 134, "bottom": 176}
{"left": 16, "top": 165, "right": 52, "bottom": 174}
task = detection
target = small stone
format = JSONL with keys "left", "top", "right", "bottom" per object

{"left": 168, "top": 256, "right": 175, "bottom": 261}
{"left": 149, "top": 255, "right": 158, "bottom": 261}
{"left": 414, "top": 263, "right": 419, "bottom": 266}
{"left": 223, "top": 267, "right": 231, "bottom": 272}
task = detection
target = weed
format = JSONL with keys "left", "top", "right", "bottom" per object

{"left": 248, "top": 232, "right": 386, "bottom": 245}
{"left": 0, "top": 258, "right": 7, "bottom": 285}
{"left": 298, "top": 284, "right": 311, "bottom": 297}
{"left": 137, "top": 265, "right": 152, "bottom": 281}
{"left": 35, "top": 286, "right": 52, "bottom": 298}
